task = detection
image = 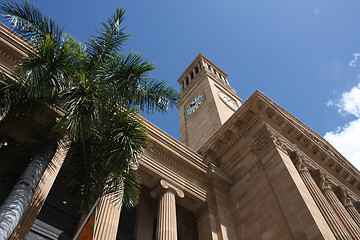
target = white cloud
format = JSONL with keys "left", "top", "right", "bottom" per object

{"left": 332, "top": 82, "right": 360, "bottom": 117}
{"left": 324, "top": 82, "right": 360, "bottom": 170}
{"left": 324, "top": 119, "right": 360, "bottom": 170}
{"left": 349, "top": 53, "right": 360, "bottom": 67}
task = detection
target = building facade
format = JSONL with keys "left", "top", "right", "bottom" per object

{"left": 1, "top": 23, "right": 360, "bottom": 239}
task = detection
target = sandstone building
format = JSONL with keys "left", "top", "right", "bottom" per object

{"left": 1, "top": 23, "right": 360, "bottom": 240}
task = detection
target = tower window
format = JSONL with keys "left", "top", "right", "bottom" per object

{"left": 186, "top": 77, "right": 189, "bottom": 85}
{"left": 195, "top": 67, "right": 199, "bottom": 73}
{"left": 190, "top": 72, "right": 194, "bottom": 79}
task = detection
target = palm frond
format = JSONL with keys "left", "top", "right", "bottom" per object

{"left": 1, "top": 0, "right": 63, "bottom": 44}
{"left": 103, "top": 169, "right": 140, "bottom": 209}
{"left": 63, "top": 136, "right": 107, "bottom": 213}
{"left": 99, "top": 108, "right": 148, "bottom": 173}
{"left": 86, "top": 8, "right": 129, "bottom": 68}
{"left": 137, "top": 78, "right": 178, "bottom": 113}
{"left": 1, "top": 2, "right": 179, "bottom": 215}
{"left": 60, "top": 74, "right": 103, "bottom": 141}
{"left": 0, "top": 72, "right": 56, "bottom": 120}
{"left": 15, "top": 34, "right": 74, "bottom": 98}
{"left": 62, "top": 34, "right": 87, "bottom": 70}
{"left": 98, "top": 51, "right": 178, "bottom": 113}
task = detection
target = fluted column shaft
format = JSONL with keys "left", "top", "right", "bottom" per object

{"left": 319, "top": 175, "right": 360, "bottom": 240}
{"left": 296, "top": 161, "right": 352, "bottom": 240}
{"left": 157, "top": 191, "right": 178, "bottom": 240}
{"left": 152, "top": 179, "right": 184, "bottom": 240}
{"left": 93, "top": 195, "right": 121, "bottom": 240}
{"left": 345, "top": 204, "right": 360, "bottom": 228}
{"left": 341, "top": 189, "right": 360, "bottom": 229}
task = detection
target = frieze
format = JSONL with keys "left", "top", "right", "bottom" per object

{"left": 147, "top": 146, "right": 208, "bottom": 185}
{"left": 215, "top": 116, "right": 260, "bottom": 159}
{"left": 0, "top": 49, "right": 20, "bottom": 65}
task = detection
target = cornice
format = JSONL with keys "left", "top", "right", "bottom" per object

{"left": 257, "top": 93, "right": 360, "bottom": 175}
{"left": 256, "top": 97, "right": 360, "bottom": 192}
{"left": 0, "top": 23, "right": 33, "bottom": 59}
{"left": 148, "top": 145, "right": 208, "bottom": 185}
{"left": 0, "top": 48, "right": 21, "bottom": 65}
{"left": 198, "top": 90, "right": 360, "bottom": 194}
{"left": 142, "top": 116, "right": 238, "bottom": 202}
{"left": 145, "top": 118, "right": 205, "bottom": 170}
{"left": 140, "top": 154, "right": 208, "bottom": 202}
{"left": 198, "top": 92, "right": 262, "bottom": 160}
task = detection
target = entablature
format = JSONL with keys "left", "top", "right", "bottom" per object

{"left": 198, "top": 90, "right": 360, "bottom": 195}
{"left": 0, "top": 23, "right": 32, "bottom": 64}
{"left": 139, "top": 118, "right": 234, "bottom": 211}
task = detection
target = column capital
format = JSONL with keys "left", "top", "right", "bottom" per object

{"left": 268, "top": 130, "right": 292, "bottom": 155}
{"left": 151, "top": 179, "right": 184, "bottom": 199}
{"left": 252, "top": 130, "right": 292, "bottom": 157}
{"left": 295, "top": 155, "right": 310, "bottom": 173}
{"left": 340, "top": 188, "right": 355, "bottom": 207}
{"left": 319, "top": 171, "right": 334, "bottom": 191}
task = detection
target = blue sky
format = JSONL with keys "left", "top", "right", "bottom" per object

{"left": 2, "top": 1, "right": 360, "bottom": 169}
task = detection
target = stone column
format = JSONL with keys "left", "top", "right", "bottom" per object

{"left": 9, "top": 141, "right": 68, "bottom": 240}
{"left": 295, "top": 159, "right": 352, "bottom": 240}
{"left": 151, "top": 179, "right": 184, "bottom": 240}
{"left": 341, "top": 189, "right": 360, "bottom": 228}
{"left": 93, "top": 194, "right": 122, "bottom": 240}
{"left": 319, "top": 173, "right": 360, "bottom": 239}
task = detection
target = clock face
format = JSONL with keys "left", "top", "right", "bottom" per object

{"left": 219, "top": 92, "right": 238, "bottom": 111}
{"left": 186, "top": 94, "right": 204, "bottom": 116}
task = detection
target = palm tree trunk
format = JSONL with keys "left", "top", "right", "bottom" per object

{"left": 0, "top": 132, "right": 62, "bottom": 240}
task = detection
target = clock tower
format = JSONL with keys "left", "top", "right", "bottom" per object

{"left": 177, "top": 54, "right": 242, "bottom": 151}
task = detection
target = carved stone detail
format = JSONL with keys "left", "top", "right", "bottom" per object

{"left": 319, "top": 171, "right": 334, "bottom": 191}
{"left": 153, "top": 179, "right": 184, "bottom": 240}
{"left": 268, "top": 130, "right": 291, "bottom": 154}
{"left": 151, "top": 179, "right": 184, "bottom": 199}
{"left": 252, "top": 130, "right": 292, "bottom": 157}
{"left": 160, "top": 179, "right": 185, "bottom": 198}
{"left": 295, "top": 155, "right": 310, "bottom": 173}
{"left": 251, "top": 134, "right": 270, "bottom": 157}
{"left": 341, "top": 188, "right": 355, "bottom": 207}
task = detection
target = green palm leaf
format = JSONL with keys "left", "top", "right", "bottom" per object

{"left": 1, "top": 0, "right": 179, "bottom": 220}
{"left": 1, "top": 0, "right": 63, "bottom": 44}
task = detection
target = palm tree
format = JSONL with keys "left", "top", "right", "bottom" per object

{"left": 0, "top": 1, "right": 178, "bottom": 239}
